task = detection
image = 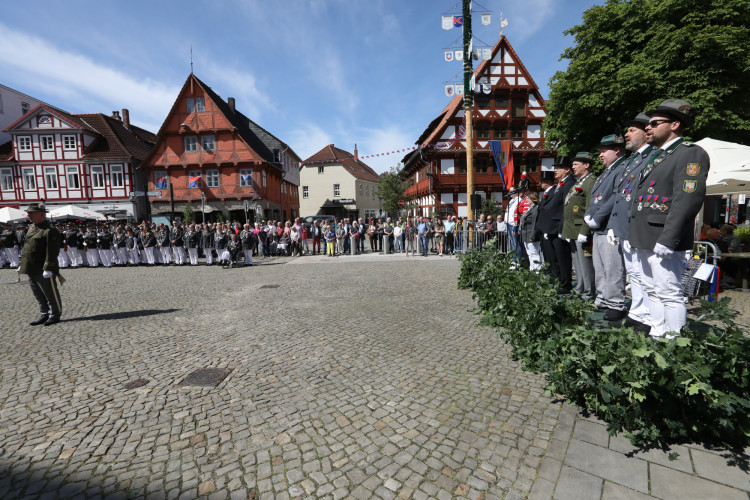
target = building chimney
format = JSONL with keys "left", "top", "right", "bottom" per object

{"left": 122, "top": 109, "right": 130, "bottom": 129}
{"left": 354, "top": 143, "right": 358, "bottom": 159}
{"left": 112, "top": 111, "right": 121, "bottom": 120}
{"left": 228, "top": 97, "right": 235, "bottom": 113}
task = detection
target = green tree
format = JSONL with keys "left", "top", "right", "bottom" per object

{"left": 376, "top": 166, "right": 407, "bottom": 217}
{"left": 544, "top": 0, "right": 750, "bottom": 154}
{"left": 182, "top": 204, "right": 194, "bottom": 224}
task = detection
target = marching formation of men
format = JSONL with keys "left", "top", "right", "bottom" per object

{"left": 519, "top": 99, "right": 709, "bottom": 339}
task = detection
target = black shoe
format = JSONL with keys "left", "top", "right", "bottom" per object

{"left": 30, "top": 314, "right": 49, "bottom": 326}
{"left": 604, "top": 309, "right": 627, "bottom": 322}
{"left": 43, "top": 316, "right": 60, "bottom": 326}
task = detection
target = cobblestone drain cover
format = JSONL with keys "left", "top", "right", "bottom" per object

{"left": 260, "top": 284, "right": 279, "bottom": 289}
{"left": 123, "top": 379, "right": 149, "bottom": 389}
{"left": 178, "top": 368, "right": 233, "bottom": 387}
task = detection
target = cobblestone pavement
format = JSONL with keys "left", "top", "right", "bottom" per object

{"left": 1, "top": 254, "right": 748, "bottom": 499}
{"left": 0, "top": 255, "right": 560, "bottom": 500}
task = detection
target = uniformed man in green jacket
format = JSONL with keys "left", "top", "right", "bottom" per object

{"left": 562, "top": 152, "right": 597, "bottom": 299}
{"left": 20, "top": 203, "right": 63, "bottom": 326}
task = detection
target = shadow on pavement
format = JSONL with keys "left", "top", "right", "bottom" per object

{"left": 64, "top": 308, "right": 180, "bottom": 322}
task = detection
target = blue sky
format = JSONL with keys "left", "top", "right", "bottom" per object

{"left": 0, "top": 0, "right": 599, "bottom": 173}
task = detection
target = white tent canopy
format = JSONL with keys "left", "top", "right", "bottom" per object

{"left": 47, "top": 204, "right": 106, "bottom": 221}
{"left": 697, "top": 138, "right": 750, "bottom": 196}
{"left": 0, "top": 207, "right": 28, "bottom": 223}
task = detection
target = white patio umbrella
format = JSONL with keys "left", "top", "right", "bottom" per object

{"left": 697, "top": 138, "right": 750, "bottom": 195}
{"left": 47, "top": 204, "right": 106, "bottom": 221}
{"left": 0, "top": 206, "right": 28, "bottom": 223}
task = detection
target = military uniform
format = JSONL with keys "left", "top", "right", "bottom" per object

{"left": 240, "top": 229, "right": 254, "bottom": 265}
{"left": 627, "top": 99, "right": 710, "bottom": 338}
{"left": 112, "top": 229, "right": 128, "bottom": 266}
{"left": 200, "top": 226, "right": 214, "bottom": 265}
{"left": 562, "top": 153, "right": 596, "bottom": 298}
{"left": 20, "top": 204, "right": 63, "bottom": 326}
{"left": 64, "top": 225, "right": 82, "bottom": 267}
{"left": 140, "top": 227, "right": 157, "bottom": 265}
{"left": 185, "top": 226, "right": 200, "bottom": 265}
{"left": 98, "top": 229, "right": 114, "bottom": 267}
{"left": 2, "top": 224, "right": 20, "bottom": 268}
{"left": 170, "top": 223, "right": 186, "bottom": 265}
{"left": 83, "top": 226, "right": 100, "bottom": 267}
{"left": 156, "top": 226, "right": 171, "bottom": 264}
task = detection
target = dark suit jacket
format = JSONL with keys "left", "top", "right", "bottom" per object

{"left": 628, "top": 139, "right": 710, "bottom": 251}
{"left": 537, "top": 175, "right": 575, "bottom": 235}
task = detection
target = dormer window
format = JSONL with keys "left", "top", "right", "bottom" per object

{"left": 273, "top": 149, "right": 280, "bottom": 163}
{"left": 21, "top": 102, "right": 29, "bottom": 114}
{"left": 195, "top": 98, "right": 205, "bottom": 112}
{"left": 38, "top": 115, "right": 52, "bottom": 124}
{"left": 186, "top": 98, "right": 194, "bottom": 113}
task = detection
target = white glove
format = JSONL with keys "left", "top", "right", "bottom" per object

{"left": 558, "top": 233, "right": 562, "bottom": 239}
{"left": 577, "top": 234, "right": 588, "bottom": 244}
{"left": 653, "top": 243, "right": 674, "bottom": 259}
{"left": 584, "top": 215, "right": 598, "bottom": 229}
{"left": 623, "top": 240, "right": 632, "bottom": 253}
{"left": 42, "top": 271, "right": 53, "bottom": 278}
{"left": 606, "top": 229, "right": 619, "bottom": 246}
{"left": 543, "top": 233, "right": 548, "bottom": 240}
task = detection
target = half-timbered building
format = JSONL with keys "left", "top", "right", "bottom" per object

{"left": 0, "top": 105, "right": 155, "bottom": 219}
{"left": 142, "top": 74, "right": 301, "bottom": 223}
{"left": 401, "top": 36, "right": 555, "bottom": 218}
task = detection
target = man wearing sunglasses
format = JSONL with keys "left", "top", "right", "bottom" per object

{"left": 626, "top": 99, "right": 709, "bottom": 339}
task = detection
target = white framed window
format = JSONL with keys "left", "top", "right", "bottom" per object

{"left": 206, "top": 169, "right": 219, "bottom": 188}
{"left": 372, "top": 187, "right": 376, "bottom": 199}
{"left": 184, "top": 136, "right": 198, "bottom": 152}
{"left": 359, "top": 184, "right": 363, "bottom": 195}
{"left": 302, "top": 186, "right": 309, "bottom": 199}
{"left": 67, "top": 166, "right": 80, "bottom": 189}
{"left": 195, "top": 98, "right": 205, "bottom": 112}
{"left": 155, "top": 172, "right": 168, "bottom": 189}
{"left": 18, "top": 136, "right": 32, "bottom": 152}
{"left": 318, "top": 166, "right": 324, "bottom": 174}
{"left": 1, "top": 168, "right": 13, "bottom": 191}
{"left": 201, "top": 135, "right": 215, "bottom": 151}
{"left": 91, "top": 165, "right": 104, "bottom": 188}
{"left": 22, "top": 167, "right": 35, "bottom": 190}
{"left": 21, "top": 102, "right": 29, "bottom": 114}
{"left": 262, "top": 171, "right": 267, "bottom": 188}
{"left": 188, "top": 170, "right": 202, "bottom": 188}
{"left": 240, "top": 169, "right": 253, "bottom": 187}
{"left": 333, "top": 184, "right": 340, "bottom": 197}
{"left": 110, "top": 165, "right": 124, "bottom": 188}
{"left": 44, "top": 167, "right": 58, "bottom": 190}
{"left": 365, "top": 185, "right": 369, "bottom": 196}
{"left": 63, "top": 135, "right": 76, "bottom": 150}
{"left": 40, "top": 135, "right": 54, "bottom": 151}
{"left": 273, "top": 149, "right": 280, "bottom": 163}
{"left": 186, "top": 98, "right": 194, "bottom": 113}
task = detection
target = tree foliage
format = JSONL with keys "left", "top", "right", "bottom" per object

{"left": 544, "top": 0, "right": 750, "bottom": 154}
{"left": 376, "top": 166, "right": 407, "bottom": 216}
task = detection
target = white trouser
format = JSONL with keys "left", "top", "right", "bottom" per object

{"left": 0, "top": 249, "right": 7, "bottom": 266}
{"left": 524, "top": 241, "right": 543, "bottom": 271}
{"left": 636, "top": 248, "right": 686, "bottom": 338}
{"left": 143, "top": 247, "right": 155, "bottom": 265}
{"left": 99, "top": 249, "right": 113, "bottom": 267}
{"left": 6, "top": 247, "right": 20, "bottom": 268}
{"left": 173, "top": 246, "right": 186, "bottom": 264}
{"left": 160, "top": 246, "right": 171, "bottom": 264}
{"left": 86, "top": 247, "right": 100, "bottom": 267}
{"left": 128, "top": 249, "right": 140, "bottom": 265}
{"left": 243, "top": 250, "right": 253, "bottom": 265}
{"left": 188, "top": 247, "right": 199, "bottom": 265}
{"left": 58, "top": 248, "right": 70, "bottom": 268}
{"left": 622, "top": 241, "right": 650, "bottom": 325}
{"left": 66, "top": 247, "right": 80, "bottom": 267}
{"left": 115, "top": 247, "right": 127, "bottom": 265}
{"left": 204, "top": 247, "right": 214, "bottom": 264}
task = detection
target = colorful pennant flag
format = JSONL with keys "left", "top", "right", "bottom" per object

{"left": 482, "top": 14, "right": 491, "bottom": 25}
{"left": 444, "top": 51, "right": 453, "bottom": 62}
{"left": 156, "top": 177, "right": 167, "bottom": 189}
{"left": 456, "top": 85, "right": 464, "bottom": 95}
{"left": 472, "top": 49, "right": 481, "bottom": 60}
{"left": 189, "top": 176, "right": 201, "bottom": 188}
{"left": 482, "top": 48, "right": 492, "bottom": 60}
{"left": 453, "top": 16, "right": 463, "bottom": 28}
{"left": 241, "top": 174, "right": 251, "bottom": 183}
{"left": 489, "top": 141, "right": 515, "bottom": 190}
{"left": 442, "top": 15, "right": 453, "bottom": 30}
{"left": 454, "top": 50, "right": 463, "bottom": 60}
{"left": 445, "top": 85, "right": 455, "bottom": 97}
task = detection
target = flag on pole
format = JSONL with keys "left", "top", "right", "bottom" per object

{"left": 442, "top": 15, "right": 453, "bottom": 30}
{"left": 482, "top": 48, "right": 492, "bottom": 60}
{"left": 482, "top": 14, "right": 491, "bottom": 25}
{"left": 456, "top": 84, "right": 464, "bottom": 95}
{"left": 453, "top": 16, "right": 463, "bottom": 28}
{"left": 472, "top": 49, "right": 481, "bottom": 60}
{"left": 444, "top": 51, "right": 453, "bottom": 62}
{"left": 189, "top": 176, "right": 201, "bottom": 188}
{"left": 489, "top": 141, "right": 515, "bottom": 190}
{"left": 156, "top": 177, "right": 167, "bottom": 189}
{"left": 457, "top": 117, "right": 467, "bottom": 140}
{"left": 454, "top": 50, "right": 463, "bottom": 60}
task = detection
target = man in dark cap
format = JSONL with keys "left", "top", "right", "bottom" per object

{"left": 562, "top": 152, "right": 596, "bottom": 298}
{"left": 606, "top": 113, "right": 655, "bottom": 331}
{"left": 537, "top": 156, "right": 576, "bottom": 294}
{"left": 585, "top": 135, "right": 629, "bottom": 320}
{"left": 20, "top": 204, "right": 63, "bottom": 326}
{"left": 627, "top": 99, "right": 709, "bottom": 338}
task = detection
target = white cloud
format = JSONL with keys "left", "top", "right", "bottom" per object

{"left": 196, "top": 60, "right": 269, "bottom": 121}
{"left": 354, "top": 125, "right": 417, "bottom": 174}
{"left": 502, "top": 0, "right": 557, "bottom": 42}
{"left": 286, "top": 122, "right": 335, "bottom": 161}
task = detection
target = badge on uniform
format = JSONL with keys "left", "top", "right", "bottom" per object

{"left": 686, "top": 163, "right": 701, "bottom": 176}
{"left": 573, "top": 205, "right": 579, "bottom": 214}
{"left": 683, "top": 180, "right": 697, "bottom": 193}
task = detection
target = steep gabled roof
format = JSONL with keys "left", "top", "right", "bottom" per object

{"left": 304, "top": 144, "right": 380, "bottom": 182}
{"left": 2, "top": 104, "right": 97, "bottom": 134}
{"left": 77, "top": 114, "right": 156, "bottom": 161}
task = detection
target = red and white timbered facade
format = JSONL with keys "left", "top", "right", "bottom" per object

{"left": 0, "top": 105, "right": 155, "bottom": 218}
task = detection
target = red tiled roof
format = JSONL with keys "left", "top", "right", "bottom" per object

{"left": 77, "top": 114, "right": 156, "bottom": 160}
{"left": 304, "top": 144, "right": 379, "bottom": 182}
